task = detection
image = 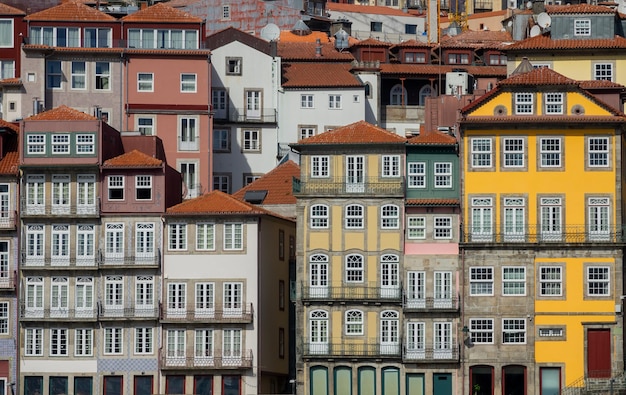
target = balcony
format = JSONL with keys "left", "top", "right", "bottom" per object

{"left": 21, "top": 200, "right": 100, "bottom": 217}
{"left": 161, "top": 304, "right": 254, "bottom": 324}
{"left": 0, "top": 273, "right": 16, "bottom": 291}
{"left": 403, "top": 345, "right": 460, "bottom": 363}
{"left": 20, "top": 305, "right": 98, "bottom": 321}
{"left": 381, "top": 105, "right": 425, "bottom": 124}
{"left": 403, "top": 296, "right": 460, "bottom": 313}
{"left": 213, "top": 107, "right": 277, "bottom": 124}
{"left": 0, "top": 212, "right": 16, "bottom": 229}
{"left": 300, "top": 282, "right": 402, "bottom": 304}
{"left": 461, "top": 225, "right": 626, "bottom": 245}
{"left": 21, "top": 253, "right": 98, "bottom": 269}
{"left": 99, "top": 249, "right": 161, "bottom": 268}
{"left": 301, "top": 338, "right": 401, "bottom": 358}
{"left": 293, "top": 177, "right": 405, "bottom": 197}
{"left": 98, "top": 304, "right": 160, "bottom": 320}
{"left": 160, "top": 350, "right": 253, "bottom": 370}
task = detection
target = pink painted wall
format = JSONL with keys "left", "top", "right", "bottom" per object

{"left": 404, "top": 242, "right": 459, "bottom": 255}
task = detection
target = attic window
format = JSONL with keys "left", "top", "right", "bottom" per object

{"left": 574, "top": 19, "right": 591, "bottom": 36}
{"left": 226, "top": 57, "right": 242, "bottom": 75}
{"left": 370, "top": 22, "right": 383, "bottom": 32}
{"left": 243, "top": 190, "right": 267, "bottom": 204}
{"left": 405, "top": 52, "right": 426, "bottom": 64}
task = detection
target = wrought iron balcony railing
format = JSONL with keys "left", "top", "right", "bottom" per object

{"left": 301, "top": 338, "right": 402, "bottom": 358}
{"left": 293, "top": 177, "right": 405, "bottom": 197}
{"left": 213, "top": 107, "right": 277, "bottom": 123}
{"left": 300, "top": 282, "right": 402, "bottom": 303}
{"left": 0, "top": 273, "right": 16, "bottom": 290}
{"left": 21, "top": 253, "right": 98, "bottom": 269}
{"left": 98, "top": 305, "right": 160, "bottom": 320}
{"left": 20, "top": 306, "right": 98, "bottom": 321}
{"left": 99, "top": 249, "right": 161, "bottom": 267}
{"left": 160, "top": 303, "right": 254, "bottom": 324}
{"left": 403, "top": 295, "right": 460, "bottom": 312}
{"left": 21, "top": 199, "right": 100, "bottom": 217}
{"left": 403, "top": 346, "right": 460, "bottom": 362}
{"left": 461, "top": 225, "right": 626, "bottom": 244}
{"left": 160, "top": 349, "right": 253, "bottom": 370}
{"left": 0, "top": 212, "right": 16, "bottom": 229}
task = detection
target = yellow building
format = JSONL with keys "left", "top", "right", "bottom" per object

{"left": 459, "top": 63, "right": 626, "bottom": 395}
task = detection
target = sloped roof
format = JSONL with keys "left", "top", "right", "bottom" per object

{"left": 121, "top": 2, "right": 202, "bottom": 22}
{"left": 207, "top": 27, "right": 273, "bottom": 56}
{"left": 292, "top": 120, "right": 406, "bottom": 145}
{"left": 498, "top": 66, "right": 576, "bottom": 86}
{"left": 391, "top": 39, "right": 434, "bottom": 49}
{"left": 440, "top": 30, "right": 513, "bottom": 49}
{"left": 102, "top": 149, "right": 163, "bottom": 168}
{"left": 545, "top": 4, "right": 615, "bottom": 13}
{"left": 25, "top": 105, "right": 98, "bottom": 121}
{"left": 505, "top": 34, "right": 626, "bottom": 50}
{"left": 0, "top": 119, "right": 18, "bottom": 133}
{"left": 0, "top": 136, "right": 18, "bottom": 176}
{"left": 579, "top": 79, "right": 625, "bottom": 89}
{"left": 25, "top": 1, "right": 116, "bottom": 21}
{"left": 407, "top": 130, "right": 457, "bottom": 145}
{"left": 0, "top": 2, "right": 25, "bottom": 15}
{"left": 379, "top": 64, "right": 507, "bottom": 77}
{"left": 232, "top": 160, "right": 300, "bottom": 205}
{"left": 327, "top": 2, "right": 419, "bottom": 17}
{"left": 352, "top": 37, "right": 393, "bottom": 47}
{"left": 166, "top": 189, "right": 288, "bottom": 218}
{"left": 0, "top": 78, "right": 22, "bottom": 86}
{"left": 406, "top": 198, "right": 460, "bottom": 206}
{"left": 282, "top": 62, "right": 363, "bottom": 88}
{"left": 279, "top": 30, "right": 333, "bottom": 43}
{"left": 278, "top": 41, "right": 355, "bottom": 61}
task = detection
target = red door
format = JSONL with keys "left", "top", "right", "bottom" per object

{"left": 587, "top": 329, "right": 611, "bottom": 378}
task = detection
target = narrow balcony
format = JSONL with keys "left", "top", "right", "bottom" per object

{"left": 293, "top": 177, "right": 405, "bottom": 197}
{"left": 213, "top": 107, "right": 277, "bottom": 124}
{"left": 21, "top": 199, "right": 100, "bottom": 218}
{"left": 21, "top": 253, "right": 98, "bottom": 269}
{"left": 0, "top": 212, "right": 17, "bottom": 229}
{"left": 98, "top": 304, "right": 160, "bottom": 320}
{"left": 160, "top": 350, "right": 254, "bottom": 370}
{"left": 161, "top": 304, "right": 254, "bottom": 324}
{"left": 20, "top": 305, "right": 98, "bottom": 321}
{"left": 403, "top": 345, "right": 460, "bottom": 363}
{"left": 98, "top": 249, "right": 161, "bottom": 269}
{"left": 403, "top": 295, "right": 460, "bottom": 313}
{"left": 461, "top": 225, "right": 626, "bottom": 245}
{"left": 300, "top": 282, "right": 402, "bottom": 304}
{"left": 301, "top": 338, "right": 401, "bottom": 359}
{"left": 381, "top": 105, "right": 425, "bottom": 124}
{"left": 0, "top": 273, "right": 16, "bottom": 291}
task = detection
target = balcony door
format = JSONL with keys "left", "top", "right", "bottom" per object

{"left": 346, "top": 156, "right": 365, "bottom": 193}
{"left": 309, "top": 310, "right": 329, "bottom": 354}
{"left": 310, "top": 255, "right": 329, "bottom": 298}
{"left": 245, "top": 90, "right": 261, "bottom": 120}
{"left": 380, "top": 311, "right": 399, "bottom": 355}
{"left": 381, "top": 255, "right": 399, "bottom": 298}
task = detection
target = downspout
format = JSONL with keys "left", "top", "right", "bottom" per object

{"left": 119, "top": 48, "right": 125, "bottom": 133}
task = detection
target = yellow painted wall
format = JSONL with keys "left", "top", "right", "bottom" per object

{"left": 509, "top": 57, "right": 626, "bottom": 86}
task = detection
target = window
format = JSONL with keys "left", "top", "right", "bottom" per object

{"left": 279, "top": 328, "right": 285, "bottom": 359}
{"left": 224, "top": 223, "right": 243, "bottom": 250}
{"left": 540, "top": 197, "right": 562, "bottom": 240}
{"left": 311, "top": 156, "right": 329, "bottom": 178}
{"left": 406, "top": 322, "right": 425, "bottom": 355}
{"left": 50, "top": 328, "right": 68, "bottom": 356}
{"left": 167, "top": 283, "right": 186, "bottom": 314}
{"left": 278, "top": 280, "right": 285, "bottom": 310}
{"left": 213, "top": 174, "right": 230, "bottom": 193}
{"left": 84, "top": 27, "right": 111, "bottom": 48}
{"left": 244, "top": 174, "right": 261, "bottom": 186}
{"left": 50, "top": 277, "right": 69, "bottom": 318}
{"left": 181, "top": 162, "right": 199, "bottom": 197}
{"left": 195, "top": 329, "right": 214, "bottom": 360}
{"left": 574, "top": 19, "right": 591, "bottom": 36}
{"left": 310, "top": 205, "right": 329, "bottom": 228}
{"left": 75, "top": 277, "right": 93, "bottom": 315}
{"left": 136, "top": 117, "right": 155, "bottom": 136}
{"left": 279, "top": 230, "right": 285, "bottom": 261}
{"left": 223, "top": 282, "right": 243, "bottom": 313}
{"left": 135, "top": 276, "right": 154, "bottom": 314}
{"left": 381, "top": 205, "right": 399, "bottom": 229}
{"left": 26, "top": 225, "right": 45, "bottom": 263}
{"left": 502, "top": 319, "right": 526, "bottom": 344}
{"left": 408, "top": 162, "right": 426, "bottom": 188}
{"left": 0, "top": 186, "right": 7, "bottom": 221}
{"left": 166, "top": 330, "right": 187, "bottom": 362}
{"left": 95, "top": 62, "right": 110, "bottom": 90}
{"left": 539, "top": 266, "right": 562, "bottom": 296}
{"left": 0, "top": 302, "right": 8, "bottom": 334}
{"left": 108, "top": 176, "right": 124, "bottom": 200}
{"left": 470, "top": 267, "right": 493, "bottom": 295}
{"left": 503, "top": 138, "right": 524, "bottom": 168}
{"left": 243, "top": 129, "right": 260, "bottom": 151}
{"left": 434, "top": 217, "right": 452, "bottom": 239}
{"left": 345, "top": 204, "right": 364, "bottom": 229}
{"left": 404, "top": 51, "right": 425, "bottom": 63}
{"left": 71, "top": 61, "right": 86, "bottom": 89}
{"left": 329, "top": 95, "right": 342, "bottom": 109}
{"left": 594, "top": 63, "right": 613, "bottom": 81}
{"left": 135, "top": 176, "right": 152, "bottom": 200}
{"left": 587, "top": 266, "right": 610, "bottom": 296}
{"left": 135, "top": 224, "right": 155, "bottom": 260}
{"left": 588, "top": 137, "right": 609, "bottom": 167}
{"left": 75, "top": 328, "right": 93, "bottom": 356}
{"left": 52, "top": 135, "right": 70, "bottom": 154}
{"left": 345, "top": 254, "right": 364, "bottom": 282}
{"left": 51, "top": 226, "right": 70, "bottom": 262}
{"left": 105, "top": 276, "right": 123, "bottom": 312}
{"left": 196, "top": 223, "right": 215, "bottom": 250}
{"left": 300, "top": 127, "right": 316, "bottom": 140}
{"left": 382, "top": 155, "right": 400, "bottom": 177}
{"left": 345, "top": 310, "right": 364, "bottom": 335}
{"left": 30, "top": 26, "right": 79, "bottom": 46}
{"left": 137, "top": 73, "right": 153, "bottom": 91}
{"left": 27, "top": 135, "right": 45, "bottom": 155}
{"left": 471, "top": 138, "right": 492, "bottom": 168}
{"left": 222, "top": 4, "right": 231, "bottom": 19}
{"left": 223, "top": 329, "right": 242, "bottom": 360}
{"left": 76, "top": 134, "right": 95, "bottom": 154}
{"left": 196, "top": 282, "right": 215, "bottom": 314}
{"left": 301, "top": 94, "right": 314, "bottom": 108}
{"left": 104, "top": 327, "right": 123, "bottom": 354}
{"left": 434, "top": 162, "right": 452, "bottom": 187}
{"left": 180, "top": 73, "right": 197, "bottom": 92}
{"left": 589, "top": 197, "right": 610, "bottom": 240}
{"left": 544, "top": 93, "right": 564, "bottom": 114}
{"left": 52, "top": 175, "right": 70, "bottom": 206}
{"left": 540, "top": 138, "right": 561, "bottom": 167}
{"left": 128, "top": 28, "right": 198, "bottom": 49}
{"left": 169, "top": 223, "right": 187, "bottom": 250}
{"left": 213, "top": 129, "right": 230, "bottom": 152}
{"left": 407, "top": 217, "right": 426, "bottom": 239}
{"left": 448, "top": 53, "right": 469, "bottom": 64}
{"left": 371, "top": 21, "right": 383, "bottom": 32}
{"left": 135, "top": 328, "right": 153, "bottom": 354}
{"left": 105, "top": 223, "right": 124, "bottom": 259}
{"left": 25, "top": 328, "right": 43, "bottom": 355}
{"left": 212, "top": 89, "right": 228, "bottom": 118}
{"left": 538, "top": 328, "right": 564, "bottom": 337}
{"left": 25, "top": 277, "right": 44, "bottom": 317}
{"left": 0, "top": 19, "right": 13, "bottom": 48}
{"left": 514, "top": 92, "right": 533, "bottom": 114}
{"left": 470, "top": 318, "right": 494, "bottom": 344}
{"left": 503, "top": 267, "right": 526, "bottom": 295}
{"left": 226, "top": 57, "right": 242, "bottom": 75}
{"left": 47, "top": 60, "right": 62, "bottom": 89}
{"left": 180, "top": 117, "right": 198, "bottom": 151}
{"left": 488, "top": 53, "right": 507, "bottom": 65}
{"left": 380, "top": 311, "right": 399, "bottom": 353}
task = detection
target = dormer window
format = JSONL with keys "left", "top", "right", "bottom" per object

{"left": 574, "top": 19, "right": 591, "bottom": 36}
{"left": 514, "top": 93, "right": 533, "bottom": 114}
{"left": 448, "top": 53, "right": 469, "bottom": 64}
{"left": 226, "top": 57, "right": 242, "bottom": 75}
{"left": 488, "top": 54, "right": 507, "bottom": 65}
{"left": 405, "top": 52, "right": 426, "bottom": 64}
{"left": 544, "top": 93, "right": 564, "bottom": 114}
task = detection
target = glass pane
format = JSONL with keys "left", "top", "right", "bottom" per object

{"left": 166, "top": 376, "right": 184, "bottom": 394}
{"left": 25, "top": 377, "right": 43, "bottom": 395}
{"left": 104, "top": 376, "right": 122, "bottom": 395}
{"left": 49, "top": 377, "right": 68, "bottom": 395}
{"left": 359, "top": 368, "right": 375, "bottom": 395}
{"left": 541, "top": 368, "right": 560, "bottom": 395}
{"left": 75, "top": 377, "right": 92, "bottom": 395}
{"left": 195, "top": 376, "right": 213, "bottom": 395}
{"left": 223, "top": 376, "right": 240, "bottom": 395}
{"left": 134, "top": 376, "right": 152, "bottom": 395}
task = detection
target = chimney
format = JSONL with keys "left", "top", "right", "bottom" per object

{"left": 32, "top": 98, "right": 40, "bottom": 115}
{"left": 140, "top": 1, "right": 148, "bottom": 10}
{"left": 315, "top": 38, "right": 322, "bottom": 57}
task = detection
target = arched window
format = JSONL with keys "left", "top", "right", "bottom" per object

{"left": 380, "top": 311, "right": 400, "bottom": 354}
{"left": 345, "top": 309, "right": 364, "bottom": 335}
{"left": 381, "top": 204, "right": 399, "bottom": 228}
{"left": 390, "top": 84, "right": 406, "bottom": 105}
{"left": 345, "top": 254, "right": 364, "bottom": 283}
{"left": 309, "top": 310, "right": 329, "bottom": 354}
{"left": 364, "top": 82, "right": 372, "bottom": 98}
{"left": 419, "top": 84, "right": 433, "bottom": 106}
{"left": 309, "top": 254, "right": 329, "bottom": 298}
{"left": 310, "top": 204, "right": 329, "bottom": 228}
{"left": 345, "top": 204, "right": 364, "bottom": 228}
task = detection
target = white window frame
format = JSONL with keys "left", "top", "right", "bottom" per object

{"left": 104, "top": 275, "right": 123, "bottom": 312}
{"left": 587, "top": 266, "right": 610, "bottom": 296}
{"left": 382, "top": 155, "right": 400, "bottom": 178}
{"left": 196, "top": 223, "right": 215, "bottom": 251}
{"left": 311, "top": 156, "right": 329, "bottom": 178}
{"left": 469, "top": 318, "right": 494, "bottom": 344}
{"left": 75, "top": 328, "right": 93, "bottom": 356}
{"left": 471, "top": 138, "right": 492, "bottom": 168}
{"left": 345, "top": 254, "right": 364, "bottom": 283}
{"left": 345, "top": 309, "right": 364, "bottom": 335}
{"left": 540, "top": 138, "right": 561, "bottom": 168}
{"left": 539, "top": 266, "right": 562, "bottom": 296}
{"left": 107, "top": 176, "right": 125, "bottom": 200}
{"left": 137, "top": 117, "right": 155, "bottom": 136}
{"left": 181, "top": 161, "right": 199, "bottom": 198}
{"left": 434, "top": 216, "right": 452, "bottom": 239}
{"left": 135, "top": 327, "right": 153, "bottom": 355}
{"left": 589, "top": 197, "right": 610, "bottom": 240}
{"left": 328, "top": 94, "right": 342, "bottom": 109}
{"left": 243, "top": 129, "right": 260, "bottom": 151}
{"left": 0, "top": 19, "right": 14, "bottom": 48}
{"left": 52, "top": 175, "right": 70, "bottom": 206}
{"left": 179, "top": 116, "right": 199, "bottom": 151}
{"left": 310, "top": 205, "right": 329, "bottom": 228}
{"left": 27, "top": 135, "right": 46, "bottom": 155}
{"left": 301, "top": 94, "right": 314, "bottom": 108}
{"left": 574, "top": 18, "right": 591, "bottom": 36}
{"left": 502, "top": 267, "right": 526, "bottom": 296}
{"left": 105, "top": 223, "right": 124, "bottom": 260}
{"left": 0, "top": 302, "right": 7, "bottom": 335}
{"left": 514, "top": 92, "right": 533, "bottom": 114}
{"left": 104, "top": 327, "right": 123, "bottom": 354}
{"left": 502, "top": 318, "right": 526, "bottom": 344}
{"left": 137, "top": 73, "right": 154, "bottom": 92}
{"left": 181, "top": 73, "right": 197, "bottom": 93}
{"left": 224, "top": 223, "right": 243, "bottom": 250}
{"left": 169, "top": 223, "right": 187, "bottom": 251}
{"left": 25, "top": 328, "right": 43, "bottom": 356}
{"left": 300, "top": 127, "right": 316, "bottom": 140}
{"left": 544, "top": 93, "right": 564, "bottom": 114}
{"left": 381, "top": 204, "right": 399, "bottom": 229}
{"left": 76, "top": 134, "right": 95, "bottom": 154}
{"left": 95, "top": 62, "right": 110, "bottom": 91}
{"left": 135, "top": 175, "right": 152, "bottom": 200}
{"left": 588, "top": 137, "right": 609, "bottom": 168}
{"left": 503, "top": 138, "right": 524, "bottom": 168}
{"left": 594, "top": 63, "right": 613, "bottom": 81}
{"left": 407, "top": 216, "right": 426, "bottom": 239}
{"left": 345, "top": 204, "right": 364, "bottom": 229}
{"left": 50, "top": 328, "right": 68, "bottom": 356}
{"left": 52, "top": 134, "right": 70, "bottom": 154}
{"left": 408, "top": 162, "right": 426, "bottom": 188}
{"left": 469, "top": 267, "right": 494, "bottom": 296}
{"left": 71, "top": 61, "right": 86, "bottom": 90}
{"left": 434, "top": 162, "right": 452, "bottom": 188}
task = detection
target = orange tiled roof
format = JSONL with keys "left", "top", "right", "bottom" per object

{"left": 580, "top": 80, "right": 625, "bottom": 89}
{"left": 391, "top": 39, "right": 434, "bottom": 49}
{"left": 0, "top": 2, "right": 25, "bottom": 15}
{"left": 232, "top": 160, "right": 300, "bottom": 205}
{"left": 279, "top": 30, "right": 332, "bottom": 43}
{"left": 293, "top": 120, "right": 406, "bottom": 145}
{"left": 462, "top": 115, "right": 626, "bottom": 124}
{"left": 121, "top": 2, "right": 203, "bottom": 23}
{"left": 25, "top": 1, "right": 116, "bottom": 21}
{"left": 327, "top": 2, "right": 419, "bottom": 17}
{"left": 352, "top": 37, "right": 393, "bottom": 47}
{"left": 407, "top": 130, "right": 457, "bottom": 145}
{"left": 440, "top": 29, "right": 513, "bottom": 49}
{"left": 282, "top": 63, "right": 363, "bottom": 88}
{"left": 278, "top": 41, "right": 355, "bottom": 61}
{"left": 166, "top": 189, "right": 283, "bottom": 217}
{"left": 0, "top": 78, "right": 21, "bottom": 86}
{"left": 25, "top": 105, "right": 98, "bottom": 121}
{"left": 22, "top": 45, "right": 210, "bottom": 57}
{"left": 505, "top": 34, "right": 626, "bottom": 50}
{"left": 163, "top": 0, "right": 201, "bottom": 7}
{"left": 0, "top": 119, "right": 19, "bottom": 133}
{"left": 379, "top": 63, "right": 507, "bottom": 77}
{"left": 545, "top": 4, "right": 615, "bottom": 13}
{"left": 498, "top": 66, "right": 576, "bottom": 86}
{"left": 102, "top": 149, "right": 163, "bottom": 168}
{"left": 406, "top": 198, "right": 460, "bottom": 206}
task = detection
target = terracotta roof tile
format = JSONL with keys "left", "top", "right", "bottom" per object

{"left": 406, "top": 198, "right": 460, "bottom": 206}
{"left": 407, "top": 130, "right": 457, "bottom": 145}
{"left": 282, "top": 62, "right": 363, "bottom": 88}
{"left": 23, "top": 45, "right": 211, "bottom": 57}
{"left": 390, "top": 39, "right": 433, "bottom": 49}
{"left": 352, "top": 37, "right": 393, "bottom": 47}
{"left": 379, "top": 63, "right": 506, "bottom": 77}
{"left": 232, "top": 160, "right": 300, "bottom": 205}
{"left": 293, "top": 120, "right": 406, "bottom": 145}
{"left": 278, "top": 41, "right": 355, "bottom": 61}
{"left": 102, "top": 149, "right": 163, "bottom": 168}
{"left": 498, "top": 66, "right": 576, "bottom": 86}
{"left": 121, "top": 2, "right": 203, "bottom": 23}
{"left": 462, "top": 115, "right": 626, "bottom": 124}
{"left": 25, "top": 105, "right": 98, "bottom": 121}
{"left": 440, "top": 30, "right": 513, "bottom": 49}
{"left": 505, "top": 34, "right": 626, "bottom": 50}
{"left": 25, "top": 1, "right": 116, "bottom": 21}
{"left": 279, "top": 30, "right": 333, "bottom": 43}
{"left": 0, "top": 2, "right": 25, "bottom": 15}
{"left": 0, "top": 78, "right": 21, "bottom": 86}
{"left": 0, "top": 119, "right": 19, "bottom": 133}
{"left": 579, "top": 80, "right": 625, "bottom": 89}
{"left": 545, "top": 4, "right": 615, "bottom": 13}
{"left": 166, "top": 0, "right": 202, "bottom": 7}
{"left": 327, "top": 2, "right": 419, "bottom": 17}
{"left": 0, "top": 149, "right": 18, "bottom": 175}
{"left": 166, "top": 189, "right": 281, "bottom": 216}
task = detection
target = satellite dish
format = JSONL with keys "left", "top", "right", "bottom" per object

{"left": 507, "top": 20, "right": 513, "bottom": 27}
{"left": 526, "top": 1, "right": 532, "bottom": 8}
{"left": 530, "top": 25, "right": 541, "bottom": 37}
{"left": 617, "top": 0, "right": 626, "bottom": 14}
{"left": 537, "top": 12, "right": 552, "bottom": 28}
{"left": 260, "top": 23, "right": 280, "bottom": 41}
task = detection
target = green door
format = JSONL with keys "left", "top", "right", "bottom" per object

{"left": 433, "top": 373, "right": 452, "bottom": 395}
